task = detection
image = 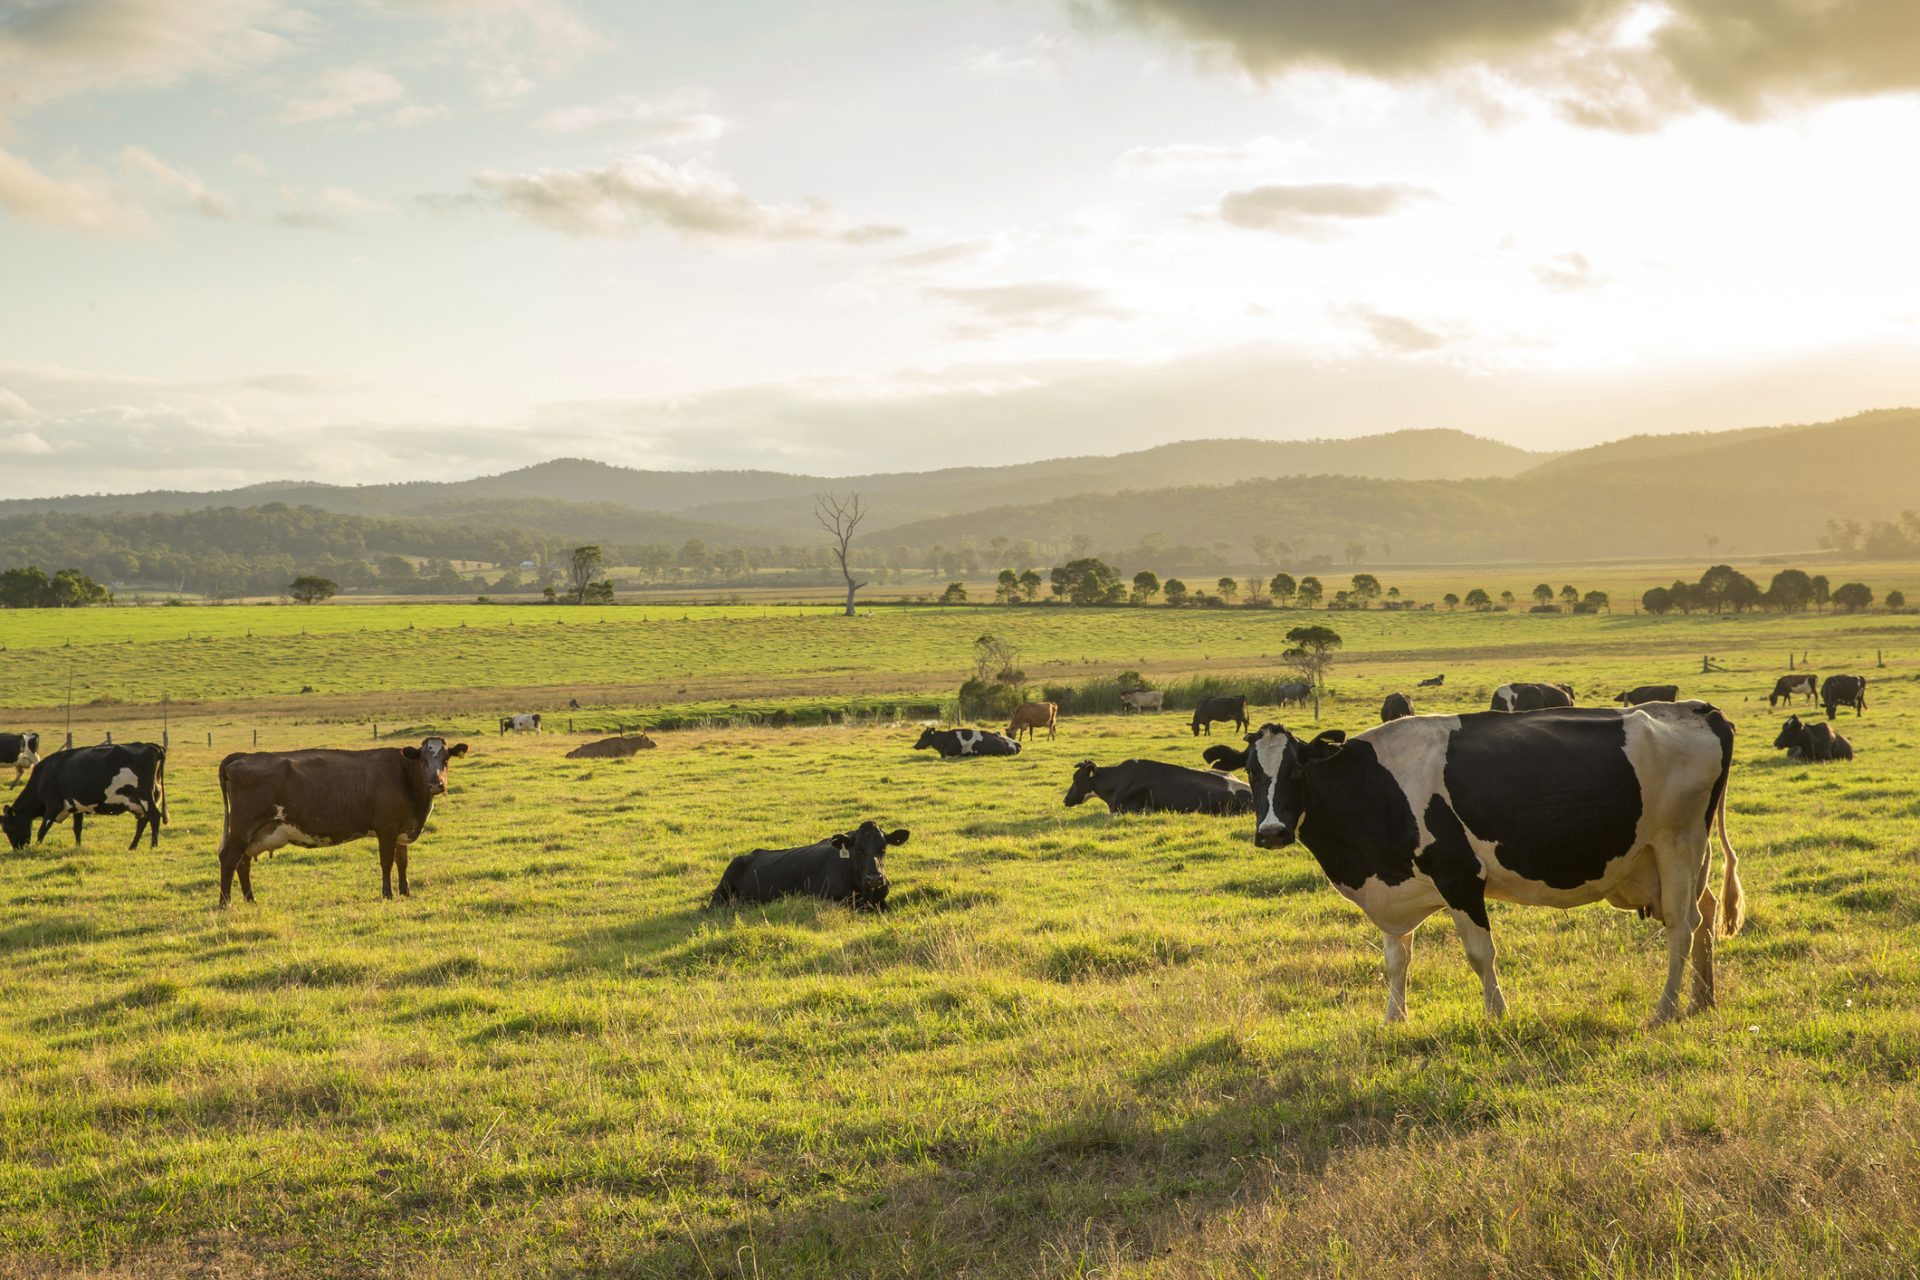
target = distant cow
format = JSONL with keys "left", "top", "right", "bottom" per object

{"left": 913, "top": 727, "right": 1020, "bottom": 758}
{"left": 1769, "top": 674, "right": 1817, "bottom": 707}
{"left": 1491, "top": 682, "right": 1575, "bottom": 712}
{"left": 1065, "top": 759, "right": 1251, "bottom": 815}
{"left": 2, "top": 731, "right": 39, "bottom": 786}
{"left": 3, "top": 742, "right": 167, "bottom": 851}
{"left": 1191, "top": 694, "right": 1250, "bottom": 736}
{"left": 215, "top": 737, "right": 469, "bottom": 905}
{"left": 1417, "top": 674, "right": 1445, "bottom": 689}
{"left": 707, "top": 821, "right": 907, "bottom": 911}
{"left": 1614, "top": 685, "right": 1679, "bottom": 706}
{"left": 1007, "top": 701, "right": 1058, "bottom": 742}
{"left": 565, "top": 734, "right": 656, "bottom": 759}
{"left": 1821, "top": 675, "right": 1867, "bottom": 721}
{"left": 1118, "top": 690, "right": 1164, "bottom": 713}
{"left": 1380, "top": 692, "right": 1414, "bottom": 722}
{"left": 1774, "top": 715, "right": 1853, "bottom": 762}
{"left": 501, "top": 713, "right": 541, "bottom": 734}
{"left": 1275, "top": 682, "right": 1312, "bottom": 708}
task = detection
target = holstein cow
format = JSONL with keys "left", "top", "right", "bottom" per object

{"left": 913, "top": 727, "right": 1020, "bottom": 758}
{"left": 501, "top": 713, "right": 542, "bottom": 734}
{"left": 1275, "top": 682, "right": 1312, "bottom": 708}
{"left": 1064, "top": 759, "right": 1251, "bottom": 815}
{"left": 1614, "top": 685, "right": 1680, "bottom": 706}
{"left": 1225, "top": 702, "right": 1742, "bottom": 1025}
{"left": 1491, "top": 682, "right": 1576, "bottom": 712}
{"left": 1822, "top": 674, "right": 1868, "bottom": 721}
{"left": 1773, "top": 715, "right": 1853, "bottom": 762}
{"left": 1191, "top": 694, "right": 1250, "bottom": 736}
{"left": 2, "top": 742, "right": 168, "bottom": 851}
{"left": 707, "top": 821, "right": 908, "bottom": 911}
{"left": 1380, "top": 693, "right": 1414, "bottom": 723}
{"left": 1118, "top": 690, "right": 1164, "bottom": 714}
{"left": 1768, "top": 674, "right": 1817, "bottom": 707}
{"left": 1007, "top": 701, "right": 1059, "bottom": 742}
{"left": 1417, "top": 674, "right": 1446, "bottom": 689}
{"left": 215, "top": 737, "right": 469, "bottom": 905}
{"left": 2, "top": 731, "right": 40, "bottom": 786}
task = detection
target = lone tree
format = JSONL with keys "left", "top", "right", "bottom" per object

{"left": 1283, "top": 623, "right": 1343, "bottom": 721}
{"left": 568, "top": 546, "right": 604, "bottom": 604}
{"left": 1832, "top": 581, "right": 1874, "bottom": 613}
{"left": 1131, "top": 570, "right": 1160, "bottom": 604}
{"left": 816, "top": 492, "right": 868, "bottom": 616}
{"left": 1350, "top": 573, "right": 1381, "bottom": 608}
{"left": 288, "top": 574, "right": 338, "bottom": 605}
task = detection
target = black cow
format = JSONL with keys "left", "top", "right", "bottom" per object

{"left": 1190, "top": 695, "right": 1250, "bottom": 736}
{"left": 913, "top": 727, "right": 1020, "bottom": 758}
{"left": 1237, "top": 703, "right": 1742, "bottom": 1025}
{"left": 1065, "top": 758, "right": 1251, "bottom": 814}
{"left": 1380, "top": 692, "right": 1414, "bottom": 722}
{"left": 1491, "top": 682, "right": 1575, "bottom": 712}
{"left": 2, "top": 731, "right": 40, "bottom": 786}
{"left": 1202, "top": 743, "right": 1245, "bottom": 772}
{"left": 1769, "top": 674, "right": 1817, "bottom": 707}
{"left": 708, "top": 822, "right": 907, "bottom": 910}
{"left": 1821, "top": 674, "right": 1867, "bottom": 721}
{"left": 1417, "top": 674, "right": 1445, "bottom": 688}
{"left": 3, "top": 743, "right": 168, "bottom": 851}
{"left": 1614, "top": 685, "right": 1679, "bottom": 706}
{"left": 1773, "top": 715, "right": 1853, "bottom": 762}
{"left": 1274, "top": 682, "right": 1312, "bottom": 708}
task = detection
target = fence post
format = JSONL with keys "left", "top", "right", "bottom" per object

{"left": 207, "top": 732, "right": 212, "bottom": 747}
{"left": 105, "top": 731, "right": 111, "bottom": 744}
{"left": 253, "top": 729, "right": 259, "bottom": 746}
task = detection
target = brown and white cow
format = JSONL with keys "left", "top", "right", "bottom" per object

{"left": 215, "top": 737, "right": 469, "bottom": 905}
{"left": 1007, "top": 701, "right": 1058, "bottom": 742}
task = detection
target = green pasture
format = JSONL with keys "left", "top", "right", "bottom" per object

{"left": 3, "top": 611, "right": 1920, "bottom": 1276}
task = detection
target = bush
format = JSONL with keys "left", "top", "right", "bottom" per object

{"left": 1528, "top": 604, "right": 1562, "bottom": 614}
{"left": 957, "top": 678, "right": 1022, "bottom": 720}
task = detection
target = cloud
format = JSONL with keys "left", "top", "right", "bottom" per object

{"left": 0, "top": 148, "right": 144, "bottom": 232}
{"left": 271, "top": 185, "right": 383, "bottom": 230}
{"left": 280, "top": 65, "right": 405, "bottom": 123}
{"left": 0, "top": 387, "right": 37, "bottom": 420}
{"left": 396, "top": 0, "right": 602, "bottom": 101}
{"left": 117, "top": 146, "right": 235, "bottom": 219}
{"left": 1096, "top": 0, "right": 1920, "bottom": 127}
{"left": 453, "top": 154, "right": 905, "bottom": 243}
{"left": 537, "top": 93, "right": 728, "bottom": 144}
{"left": 1115, "top": 136, "right": 1309, "bottom": 174}
{"left": 924, "top": 281, "right": 1129, "bottom": 339}
{"left": 1341, "top": 305, "right": 1450, "bottom": 353}
{"left": 1532, "top": 250, "right": 1607, "bottom": 292}
{"left": 1215, "top": 181, "right": 1430, "bottom": 235}
{"left": 883, "top": 239, "right": 994, "bottom": 271}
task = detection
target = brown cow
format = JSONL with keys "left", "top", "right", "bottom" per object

{"left": 215, "top": 736, "right": 468, "bottom": 905}
{"left": 1007, "top": 701, "right": 1059, "bottom": 742}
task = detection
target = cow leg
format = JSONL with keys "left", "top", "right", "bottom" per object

{"left": 1383, "top": 930, "right": 1414, "bottom": 1023}
{"left": 1688, "top": 884, "right": 1718, "bottom": 1014}
{"left": 128, "top": 814, "right": 146, "bottom": 851}
{"left": 217, "top": 833, "right": 251, "bottom": 906}
{"left": 71, "top": 812, "right": 83, "bottom": 845}
{"left": 1449, "top": 911, "right": 1508, "bottom": 1018}
{"left": 379, "top": 832, "right": 397, "bottom": 899}
{"left": 395, "top": 840, "right": 411, "bottom": 897}
{"left": 1651, "top": 845, "right": 1705, "bottom": 1026}
{"left": 236, "top": 854, "right": 254, "bottom": 904}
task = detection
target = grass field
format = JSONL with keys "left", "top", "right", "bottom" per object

{"left": 3, "top": 603, "right": 1920, "bottom": 1277}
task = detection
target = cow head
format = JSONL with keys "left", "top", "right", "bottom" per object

{"left": 1063, "top": 760, "right": 1100, "bottom": 807}
{"left": 912, "top": 727, "right": 939, "bottom": 751}
{"left": 830, "top": 821, "right": 907, "bottom": 902}
{"left": 1774, "top": 716, "right": 1810, "bottom": 754}
{"left": 1244, "top": 723, "right": 1346, "bottom": 850}
{"left": 1, "top": 801, "right": 28, "bottom": 851}
{"left": 403, "top": 736, "right": 469, "bottom": 795}
{"left": 1202, "top": 744, "right": 1247, "bottom": 772}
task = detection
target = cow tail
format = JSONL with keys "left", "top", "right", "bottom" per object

{"left": 1716, "top": 783, "right": 1744, "bottom": 937}
{"left": 157, "top": 749, "right": 170, "bottom": 825}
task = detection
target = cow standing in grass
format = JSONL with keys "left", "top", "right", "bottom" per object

{"left": 1191, "top": 695, "right": 1250, "bottom": 736}
{"left": 1380, "top": 693, "right": 1414, "bottom": 722}
{"left": 1822, "top": 675, "right": 1867, "bottom": 721}
{"left": 1, "top": 731, "right": 39, "bottom": 786}
{"left": 1007, "top": 701, "right": 1058, "bottom": 742}
{"left": 501, "top": 713, "right": 542, "bottom": 734}
{"left": 1119, "top": 690, "right": 1163, "bottom": 713}
{"left": 1769, "top": 674, "right": 1816, "bottom": 707}
{"left": 215, "top": 737, "right": 469, "bottom": 905}
{"left": 2, "top": 742, "right": 167, "bottom": 851}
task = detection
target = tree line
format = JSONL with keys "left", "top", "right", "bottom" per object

{"left": 0, "top": 565, "right": 112, "bottom": 608}
{"left": 1639, "top": 566, "right": 1900, "bottom": 615}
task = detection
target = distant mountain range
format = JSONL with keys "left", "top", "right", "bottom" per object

{"left": 3, "top": 413, "right": 1915, "bottom": 569}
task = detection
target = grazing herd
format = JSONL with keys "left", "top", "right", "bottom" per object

{"left": 0, "top": 658, "right": 1885, "bottom": 1025}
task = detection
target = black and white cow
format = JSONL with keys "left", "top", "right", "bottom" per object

{"left": 2, "top": 731, "right": 40, "bottom": 786}
{"left": 1064, "top": 759, "right": 1251, "bottom": 815}
{"left": 1417, "top": 674, "right": 1445, "bottom": 688}
{"left": 2, "top": 743, "right": 169, "bottom": 851}
{"left": 913, "top": 727, "right": 1020, "bottom": 758}
{"left": 1191, "top": 695, "right": 1250, "bottom": 736}
{"left": 1380, "top": 693, "right": 1414, "bottom": 722}
{"left": 1821, "top": 674, "right": 1867, "bottom": 721}
{"left": 1773, "top": 715, "right": 1853, "bottom": 762}
{"left": 1490, "top": 682, "right": 1575, "bottom": 712}
{"left": 1614, "top": 685, "right": 1679, "bottom": 706}
{"left": 1274, "top": 682, "right": 1312, "bottom": 708}
{"left": 1230, "top": 703, "right": 1742, "bottom": 1025}
{"left": 707, "top": 821, "right": 907, "bottom": 910}
{"left": 501, "top": 713, "right": 541, "bottom": 734}
{"left": 1769, "top": 674, "right": 1817, "bottom": 707}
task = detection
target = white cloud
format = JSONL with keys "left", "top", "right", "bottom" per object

{"left": 456, "top": 154, "right": 905, "bottom": 243}
{"left": 0, "top": 147, "right": 145, "bottom": 233}
{"left": 1532, "top": 250, "right": 1608, "bottom": 292}
{"left": 1215, "top": 181, "right": 1433, "bottom": 236}
{"left": 924, "top": 281, "right": 1130, "bottom": 339}
{"left": 117, "top": 146, "right": 236, "bottom": 219}
{"left": 398, "top": 0, "right": 603, "bottom": 101}
{"left": 537, "top": 92, "right": 728, "bottom": 144}
{"left": 280, "top": 65, "right": 405, "bottom": 123}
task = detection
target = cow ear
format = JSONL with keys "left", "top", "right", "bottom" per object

{"left": 885, "top": 828, "right": 910, "bottom": 846}
{"left": 828, "top": 833, "right": 849, "bottom": 849}
{"left": 1302, "top": 730, "right": 1346, "bottom": 762}
{"left": 448, "top": 743, "right": 469, "bottom": 757}
{"left": 402, "top": 746, "right": 421, "bottom": 759}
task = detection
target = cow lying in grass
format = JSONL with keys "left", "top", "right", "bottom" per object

{"left": 708, "top": 822, "right": 908, "bottom": 910}
{"left": 1064, "top": 759, "right": 1251, "bottom": 815}
{"left": 1774, "top": 715, "right": 1853, "bottom": 762}
{"left": 913, "top": 727, "right": 1020, "bottom": 758}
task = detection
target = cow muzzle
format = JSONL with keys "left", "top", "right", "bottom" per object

{"left": 1254, "top": 822, "right": 1294, "bottom": 850}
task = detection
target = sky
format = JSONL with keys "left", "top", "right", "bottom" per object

{"left": 2, "top": 0, "right": 1918, "bottom": 496}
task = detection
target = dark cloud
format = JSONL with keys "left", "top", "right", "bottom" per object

{"left": 1216, "top": 181, "right": 1430, "bottom": 235}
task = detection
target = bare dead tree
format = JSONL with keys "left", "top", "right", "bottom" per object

{"left": 816, "top": 492, "right": 868, "bottom": 617}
